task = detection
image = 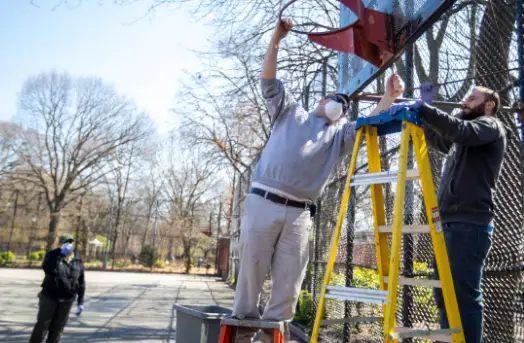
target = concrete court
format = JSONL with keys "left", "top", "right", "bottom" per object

{"left": 0, "top": 268, "right": 237, "bottom": 343}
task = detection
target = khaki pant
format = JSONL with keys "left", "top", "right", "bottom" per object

{"left": 232, "top": 193, "right": 311, "bottom": 342}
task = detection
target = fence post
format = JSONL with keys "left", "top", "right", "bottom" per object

{"left": 518, "top": 0, "right": 524, "bottom": 141}
{"left": 215, "top": 201, "right": 222, "bottom": 275}
{"left": 27, "top": 193, "right": 42, "bottom": 267}
{"left": 312, "top": 198, "right": 322, "bottom": 320}
{"left": 311, "top": 60, "right": 329, "bottom": 326}
{"left": 5, "top": 190, "right": 19, "bottom": 266}
{"left": 342, "top": 100, "right": 360, "bottom": 342}
{"left": 402, "top": 0, "right": 415, "bottom": 333}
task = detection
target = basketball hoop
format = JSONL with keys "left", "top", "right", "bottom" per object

{"left": 279, "top": 0, "right": 399, "bottom": 67}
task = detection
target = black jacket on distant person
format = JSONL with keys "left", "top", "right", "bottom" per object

{"left": 40, "top": 248, "right": 85, "bottom": 305}
{"left": 418, "top": 103, "right": 509, "bottom": 227}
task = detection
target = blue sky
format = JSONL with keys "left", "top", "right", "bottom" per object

{"left": 0, "top": 0, "right": 213, "bottom": 135}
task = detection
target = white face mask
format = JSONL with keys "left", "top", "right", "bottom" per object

{"left": 324, "top": 100, "right": 344, "bottom": 121}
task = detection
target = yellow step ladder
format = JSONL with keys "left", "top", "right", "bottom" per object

{"left": 309, "top": 109, "right": 465, "bottom": 343}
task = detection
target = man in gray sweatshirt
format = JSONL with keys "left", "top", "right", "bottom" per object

{"left": 231, "top": 18, "right": 404, "bottom": 342}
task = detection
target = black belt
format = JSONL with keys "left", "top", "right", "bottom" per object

{"left": 249, "top": 187, "right": 317, "bottom": 216}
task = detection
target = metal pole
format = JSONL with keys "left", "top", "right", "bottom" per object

{"left": 5, "top": 190, "right": 19, "bottom": 266}
{"left": 322, "top": 58, "right": 328, "bottom": 96}
{"left": 312, "top": 58, "right": 328, "bottom": 314}
{"left": 518, "top": 0, "right": 524, "bottom": 141}
{"left": 402, "top": 0, "right": 415, "bottom": 334}
{"left": 103, "top": 192, "right": 114, "bottom": 270}
{"left": 215, "top": 201, "right": 222, "bottom": 276}
{"left": 343, "top": 100, "right": 360, "bottom": 342}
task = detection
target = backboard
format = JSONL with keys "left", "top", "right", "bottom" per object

{"left": 337, "top": 0, "right": 456, "bottom": 97}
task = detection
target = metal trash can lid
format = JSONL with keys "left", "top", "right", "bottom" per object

{"left": 173, "top": 304, "right": 232, "bottom": 320}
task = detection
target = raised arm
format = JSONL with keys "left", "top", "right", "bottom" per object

{"left": 418, "top": 104, "right": 502, "bottom": 146}
{"left": 335, "top": 74, "right": 403, "bottom": 157}
{"left": 262, "top": 20, "right": 291, "bottom": 79}
{"left": 368, "top": 74, "right": 405, "bottom": 117}
{"left": 260, "top": 19, "right": 296, "bottom": 125}
{"left": 42, "top": 250, "right": 57, "bottom": 275}
{"left": 387, "top": 82, "right": 502, "bottom": 147}
{"left": 422, "top": 121, "right": 452, "bottom": 154}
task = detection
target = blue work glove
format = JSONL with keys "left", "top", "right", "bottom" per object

{"left": 76, "top": 305, "right": 84, "bottom": 316}
{"left": 387, "top": 100, "right": 423, "bottom": 116}
{"left": 420, "top": 82, "right": 440, "bottom": 105}
{"left": 60, "top": 243, "right": 74, "bottom": 256}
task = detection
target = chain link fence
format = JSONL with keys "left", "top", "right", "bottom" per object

{"left": 0, "top": 189, "right": 220, "bottom": 274}
{"left": 229, "top": 0, "right": 523, "bottom": 342}
{"left": 313, "top": 0, "right": 524, "bottom": 342}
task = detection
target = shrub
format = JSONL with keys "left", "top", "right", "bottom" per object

{"left": 295, "top": 290, "right": 315, "bottom": 325}
{"left": 155, "top": 259, "right": 165, "bottom": 268}
{"left": 84, "top": 260, "right": 103, "bottom": 269}
{"left": 138, "top": 245, "right": 159, "bottom": 268}
{"left": 114, "top": 258, "right": 132, "bottom": 268}
{"left": 28, "top": 251, "right": 45, "bottom": 261}
{"left": 0, "top": 251, "right": 16, "bottom": 264}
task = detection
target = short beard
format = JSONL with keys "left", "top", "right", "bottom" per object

{"left": 459, "top": 102, "right": 486, "bottom": 120}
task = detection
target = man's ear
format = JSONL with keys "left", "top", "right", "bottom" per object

{"left": 485, "top": 100, "right": 495, "bottom": 114}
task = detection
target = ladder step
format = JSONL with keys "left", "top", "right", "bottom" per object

{"left": 378, "top": 224, "right": 431, "bottom": 233}
{"left": 221, "top": 318, "right": 285, "bottom": 331}
{"left": 350, "top": 169, "right": 420, "bottom": 186}
{"left": 383, "top": 276, "right": 441, "bottom": 288}
{"left": 392, "top": 327, "right": 461, "bottom": 341}
{"left": 325, "top": 286, "right": 388, "bottom": 305}
{"left": 321, "top": 316, "right": 382, "bottom": 326}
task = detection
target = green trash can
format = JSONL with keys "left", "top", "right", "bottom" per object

{"left": 173, "top": 304, "right": 232, "bottom": 343}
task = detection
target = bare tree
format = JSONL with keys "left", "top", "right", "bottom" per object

{"left": 12, "top": 70, "right": 153, "bottom": 250}
{"left": 137, "top": 140, "right": 165, "bottom": 249}
{"left": 0, "top": 122, "right": 23, "bottom": 182}
{"left": 107, "top": 137, "right": 154, "bottom": 267}
{"left": 163, "top": 138, "right": 220, "bottom": 273}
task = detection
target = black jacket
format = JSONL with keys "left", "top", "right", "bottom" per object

{"left": 419, "top": 103, "right": 509, "bottom": 226}
{"left": 40, "top": 248, "right": 86, "bottom": 305}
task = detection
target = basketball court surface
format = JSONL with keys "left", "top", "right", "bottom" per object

{"left": 0, "top": 269, "right": 236, "bottom": 342}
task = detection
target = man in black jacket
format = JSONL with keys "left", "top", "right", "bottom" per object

{"left": 29, "top": 234, "right": 86, "bottom": 343}
{"left": 387, "top": 84, "right": 508, "bottom": 343}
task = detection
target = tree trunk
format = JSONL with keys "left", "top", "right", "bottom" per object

{"left": 110, "top": 206, "right": 122, "bottom": 269}
{"left": 168, "top": 237, "right": 174, "bottom": 259}
{"left": 123, "top": 233, "right": 132, "bottom": 258}
{"left": 184, "top": 241, "right": 192, "bottom": 273}
{"left": 81, "top": 221, "right": 89, "bottom": 260}
{"left": 46, "top": 213, "right": 61, "bottom": 251}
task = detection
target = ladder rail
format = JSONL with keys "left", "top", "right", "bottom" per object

{"left": 309, "top": 128, "right": 365, "bottom": 343}
{"left": 365, "top": 126, "right": 391, "bottom": 317}
{"left": 411, "top": 124, "right": 465, "bottom": 342}
{"left": 383, "top": 121, "right": 412, "bottom": 340}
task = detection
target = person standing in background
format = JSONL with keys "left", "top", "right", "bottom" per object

{"left": 29, "top": 234, "right": 86, "bottom": 343}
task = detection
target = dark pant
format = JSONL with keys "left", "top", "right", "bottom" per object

{"left": 29, "top": 294, "right": 74, "bottom": 343}
{"left": 433, "top": 222, "right": 493, "bottom": 343}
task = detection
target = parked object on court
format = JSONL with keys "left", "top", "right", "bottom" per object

{"left": 174, "top": 304, "right": 231, "bottom": 343}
